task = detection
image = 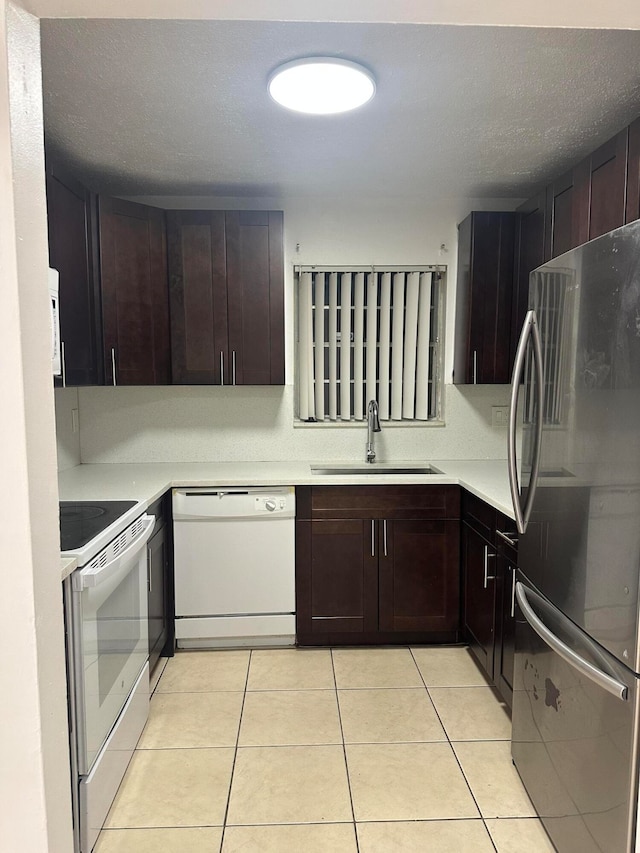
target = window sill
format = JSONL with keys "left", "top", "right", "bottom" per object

{"left": 293, "top": 418, "right": 445, "bottom": 429}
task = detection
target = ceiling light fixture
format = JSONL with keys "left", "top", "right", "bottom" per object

{"left": 268, "top": 57, "right": 376, "bottom": 115}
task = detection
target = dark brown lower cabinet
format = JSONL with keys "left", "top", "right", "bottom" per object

{"left": 462, "top": 489, "right": 518, "bottom": 708}
{"left": 147, "top": 494, "right": 175, "bottom": 673}
{"left": 493, "top": 531, "right": 518, "bottom": 707}
{"left": 296, "top": 485, "right": 461, "bottom": 646}
{"left": 462, "top": 521, "right": 497, "bottom": 680}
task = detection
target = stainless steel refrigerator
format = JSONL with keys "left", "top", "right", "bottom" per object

{"left": 508, "top": 220, "right": 640, "bottom": 853}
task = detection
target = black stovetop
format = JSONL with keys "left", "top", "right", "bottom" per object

{"left": 59, "top": 500, "right": 137, "bottom": 551}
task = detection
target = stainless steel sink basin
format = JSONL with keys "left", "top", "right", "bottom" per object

{"left": 311, "top": 464, "right": 442, "bottom": 476}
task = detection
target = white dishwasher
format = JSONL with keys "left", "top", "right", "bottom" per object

{"left": 172, "top": 487, "right": 296, "bottom": 648}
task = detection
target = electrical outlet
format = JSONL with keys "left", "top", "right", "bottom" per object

{"left": 71, "top": 408, "right": 79, "bottom": 434}
{"left": 492, "top": 405, "right": 509, "bottom": 428}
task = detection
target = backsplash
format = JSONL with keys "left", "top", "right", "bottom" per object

{"left": 71, "top": 384, "right": 511, "bottom": 464}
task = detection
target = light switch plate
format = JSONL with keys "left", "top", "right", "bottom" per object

{"left": 492, "top": 405, "right": 509, "bottom": 428}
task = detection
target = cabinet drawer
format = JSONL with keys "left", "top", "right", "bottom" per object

{"left": 495, "top": 512, "right": 518, "bottom": 559}
{"left": 462, "top": 490, "right": 497, "bottom": 541}
{"left": 304, "top": 485, "right": 460, "bottom": 520}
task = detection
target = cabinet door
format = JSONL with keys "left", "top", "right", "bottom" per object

{"left": 378, "top": 519, "right": 459, "bottom": 633}
{"left": 167, "top": 210, "right": 228, "bottom": 384}
{"left": 226, "top": 211, "right": 285, "bottom": 385}
{"left": 46, "top": 167, "right": 102, "bottom": 386}
{"left": 512, "top": 191, "right": 549, "bottom": 366}
{"left": 587, "top": 129, "right": 628, "bottom": 240}
{"left": 548, "top": 167, "right": 586, "bottom": 258}
{"left": 296, "top": 519, "right": 378, "bottom": 636}
{"left": 626, "top": 117, "right": 640, "bottom": 224}
{"left": 147, "top": 520, "right": 168, "bottom": 674}
{"left": 494, "top": 544, "right": 517, "bottom": 709}
{"left": 462, "top": 522, "right": 496, "bottom": 679}
{"left": 453, "top": 211, "right": 515, "bottom": 385}
{"left": 99, "top": 197, "right": 170, "bottom": 385}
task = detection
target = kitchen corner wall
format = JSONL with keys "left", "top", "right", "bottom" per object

{"left": 56, "top": 193, "right": 520, "bottom": 469}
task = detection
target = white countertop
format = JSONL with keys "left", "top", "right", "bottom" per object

{"left": 58, "top": 458, "right": 515, "bottom": 567}
{"left": 61, "top": 556, "right": 78, "bottom": 582}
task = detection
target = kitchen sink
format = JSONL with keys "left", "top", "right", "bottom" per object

{"left": 311, "top": 464, "right": 442, "bottom": 476}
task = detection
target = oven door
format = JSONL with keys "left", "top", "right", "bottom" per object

{"left": 72, "top": 514, "right": 154, "bottom": 773}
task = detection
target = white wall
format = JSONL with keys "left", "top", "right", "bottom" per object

{"left": 73, "top": 194, "right": 517, "bottom": 465}
{"left": 0, "top": 3, "right": 72, "bottom": 851}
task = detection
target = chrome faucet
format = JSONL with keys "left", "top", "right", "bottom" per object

{"left": 366, "top": 399, "right": 381, "bottom": 463}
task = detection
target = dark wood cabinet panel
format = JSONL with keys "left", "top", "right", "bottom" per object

{"left": 99, "top": 197, "right": 170, "bottom": 385}
{"left": 167, "top": 210, "right": 228, "bottom": 384}
{"left": 453, "top": 211, "right": 515, "bottom": 385}
{"left": 513, "top": 191, "right": 550, "bottom": 368}
{"left": 462, "top": 522, "right": 496, "bottom": 680}
{"left": 626, "top": 117, "right": 640, "bottom": 224}
{"left": 494, "top": 530, "right": 517, "bottom": 709}
{"left": 378, "top": 519, "right": 459, "bottom": 633}
{"left": 226, "top": 210, "right": 284, "bottom": 385}
{"left": 304, "top": 484, "right": 460, "bottom": 521}
{"left": 296, "top": 485, "right": 461, "bottom": 646}
{"left": 587, "top": 130, "right": 628, "bottom": 240}
{"left": 548, "top": 167, "right": 585, "bottom": 258}
{"left": 167, "top": 209, "right": 284, "bottom": 386}
{"left": 296, "top": 519, "right": 378, "bottom": 635}
{"left": 46, "top": 166, "right": 102, "bottom": 386}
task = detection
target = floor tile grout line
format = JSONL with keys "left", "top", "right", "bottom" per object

{"left": 409, "top": 646, "right": 494, "bottom": 842}
{"left": 330, "top": 647, "right": 361, "bottom": 853}
{"left": 218, "top": 649, "right": 253, "bottom": 853}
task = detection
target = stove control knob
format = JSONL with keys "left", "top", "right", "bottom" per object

{"left": 265, "top": 499, "right": 277, "bottom": 512}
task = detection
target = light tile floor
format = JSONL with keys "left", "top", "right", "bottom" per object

{"left": 95, "top": 646, "right": 555, "bottom": 853}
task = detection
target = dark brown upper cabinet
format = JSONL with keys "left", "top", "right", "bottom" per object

{"left": 167, "top": 209, "right": 284, "bottom": 386}
{"left": 99, "top": 197, "right": 170, "bottom": 385}
{"left": 453, "top": 211, "right": 515, "bottom": 385}
{"left": 512, "top": 191, "right": 550, "bottom": 364}
{"left": 46, "top": 165, "right": 102, "bottom": 386}
{"left": 626, "top": 117, "right": 640, "bottom": 224}
{"left": 585, "top": 129, "right": 628, "bottom": 241}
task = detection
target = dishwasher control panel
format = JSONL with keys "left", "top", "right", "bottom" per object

{"left": 255, "top": 495, "right": 288, "bottom": 513}
{"left": 173, "top": 486, "right": 295, "bottom": 520}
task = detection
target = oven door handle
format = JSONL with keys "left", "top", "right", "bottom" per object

{"left": 74, "top": 515, "right": 155, "bottom": 591}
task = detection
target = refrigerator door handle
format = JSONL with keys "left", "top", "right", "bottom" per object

{"left": 508, "top": 310, "right": 544, "bottom": 535}
{"left": 515, "top": 582, "right": 628, "bottom": 701}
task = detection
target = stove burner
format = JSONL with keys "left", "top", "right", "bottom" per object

{"left": 60, "top": 504, "right": 107, "bottom": 523}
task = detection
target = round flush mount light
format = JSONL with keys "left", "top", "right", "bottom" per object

{"left": 268, "top": 57, "right": 376, "bottom": 115}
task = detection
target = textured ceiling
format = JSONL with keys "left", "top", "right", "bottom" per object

{"left": 40, "top": 20, "right": 640, "bottom": 199}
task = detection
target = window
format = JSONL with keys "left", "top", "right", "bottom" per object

{"left": 296, "top": 266, "right": 445, "bottom": 423}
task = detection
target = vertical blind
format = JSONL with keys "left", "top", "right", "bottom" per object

{"left": 298, "top": 267, "right": 443, "bottom": 422}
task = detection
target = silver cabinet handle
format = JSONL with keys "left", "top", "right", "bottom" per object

{"left": 220, "top": 352, "right": 224, "bottom": 386}
{"left": 473, "top": 350, "right": 477, "bottom": 384}
{"left": 383, "top": 519, "right": 388, "bottom": 557}
{"left": 483, "top": 544, "right": 495, "bottom": 588}
{"left": 496, "top": 529, "right": 518, "bottom": 547}
{"left": 516, "top": 582, "right": 627, "bottom": 701}
{"left": 111, "top": 347, "right": 117, "bottom": 386}
{"left": 510, "top": 567, "right": 516, "bottom": 618}
{"left": 371, "top": 520, "right": 375, "bottom": 557}
{"left": 508, "top": 310, "right": 544, "bottom": 534}
{"left": 147, "top": 545, "right": 152, "bottom": 593}
{"left": 232, "top": 350, "right": 237, "bottom": 386}
{"left": 61, "top": 340, "right": 66, "bottom": 388}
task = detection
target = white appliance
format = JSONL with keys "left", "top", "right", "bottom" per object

{"left": 173, "top": 487, "right": 296, "bottom": 648}
{"left": 49, "top": 267, "right": 62, "bottom": 377}
{"left": 64, "top": 507, "right": 155, "bottom": 853}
